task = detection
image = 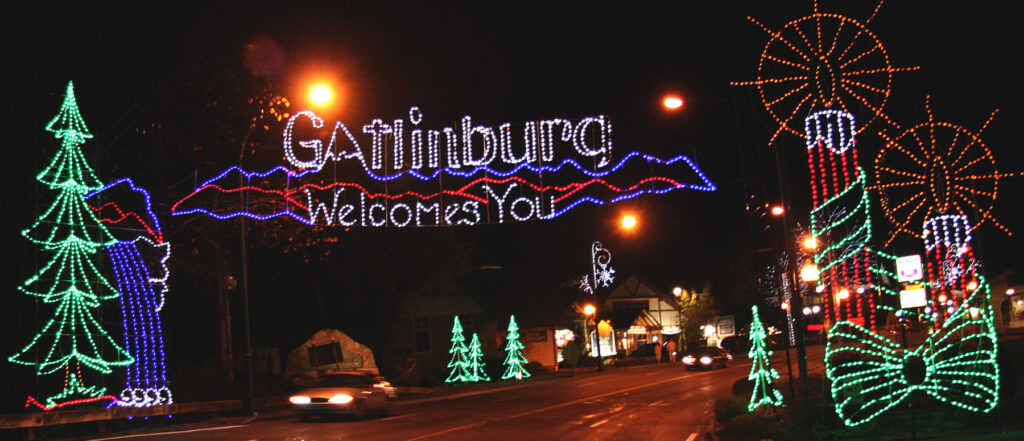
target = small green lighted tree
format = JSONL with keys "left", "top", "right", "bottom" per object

{"left": 8, "top": 82, "right": 134, "bottom": 407}
{"left": 501, "top": 315, "right": 531, "bottom": 380}
{"left": 445, "top": 316, "right": 472, "bottom": 383}
{"left": 748, "top": 305, "right": 784, "bottom": 411}
{"left": 467, "top": 333, "right": 490, "bottom": 382}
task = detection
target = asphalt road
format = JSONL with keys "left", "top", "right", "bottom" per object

{"left": 93, "top": 348, "right": 823, "bottom": 441}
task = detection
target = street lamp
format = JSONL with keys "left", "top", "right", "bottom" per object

{"left": 662, "top": 95, "right": 684, "bottom": 110}
{"left": 800, "top": 262, "right": 820, "bottom": 283}
{"left": 620, "top": 214, "right": 637, "bottom": 231}
{"left": 802, "top": 237, "right": 818, "bottom": 251}
{"left": 673, "top": 286, "right": 683, "bottom": 297}
{"left": 310, "top": 85, "right": 332, "bottom": 105}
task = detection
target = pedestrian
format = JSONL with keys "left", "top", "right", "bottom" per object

{"left": 666, "top": 339, "right": 677, "bottom": 363}
{"left": 654, "top": 339, "right": 663, "bottom": 363}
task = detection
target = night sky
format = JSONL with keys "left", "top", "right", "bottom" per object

{"left": 2, "top": 1, "right": 1020, "bottom": 404}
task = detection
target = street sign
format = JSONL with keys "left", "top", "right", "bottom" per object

{"left": 896, "top": 254, "right": 923, "bottom": 282}
{"left": 900, "top": 284, "right": 928, "bottom": 309}
{"left": 716, "top": 316, "right": 735, "bottom": 337}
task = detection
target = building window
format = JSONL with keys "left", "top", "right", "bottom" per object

{"left": 415, "top": 317, "right": 430, "bottom": 353}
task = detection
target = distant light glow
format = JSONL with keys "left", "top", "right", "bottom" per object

{"left": 621, "top": 214, "right": 637, "bottom": 230}
{"left": 802, "top": 237, "right": 818, "bottom": 250}
{"left": 663, "top": 96, "right": 683, "bottom": 110}
{"left": 771, "top": 205, "right": 784, "bottom": 216}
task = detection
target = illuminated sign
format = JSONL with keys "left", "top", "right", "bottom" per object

{"left": 899, "top": 284, "right": 928, "bottom": 309}
{"left": 896, "top": 254, "right": 923, "bottom": 282}
{"left": 172, "top": 108, "right": 716, "bottom": 227}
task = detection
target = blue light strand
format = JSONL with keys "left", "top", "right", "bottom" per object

{"left": 172, "top": 151, "right": 715, "bottom": 225}
{"left": 189, "top": 151, "right": 716, "bottom": 191}
{"left": 86, "top": 177, "right": 164, "bottom": 236}
{"left": 107, "top": 241, "right": 172, "bottom": 407}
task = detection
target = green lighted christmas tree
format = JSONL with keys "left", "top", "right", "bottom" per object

{"left": 8, "top": 82, "right": 134, "bottom": 408}
{"left": 467, "top": 333, "right": 490, "bottom": 382}
{"left": 445, "top": 316, "right": 472, "bottom": 383}
{"left": 501, "top": 315, "right": 531, "bottom": 380}
{"left": 747, "top": 305, "right": 784, "bottom": 411}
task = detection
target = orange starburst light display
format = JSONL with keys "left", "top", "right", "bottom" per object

{"left": 731, "top": 0, "right": 918, "bottom": 145}
{"left": 874, "top": 96, "right": 1016, "bottom": 246}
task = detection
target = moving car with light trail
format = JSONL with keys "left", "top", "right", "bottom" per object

{"left": 682, "top": 346, "right": 732, "bottom": 370}
{"left": 289, "top": 371, "right": 397, "bottom": 419}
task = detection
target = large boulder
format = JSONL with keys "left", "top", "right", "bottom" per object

{"left": 284, "top": 329, "right": 379, "bottom": 380}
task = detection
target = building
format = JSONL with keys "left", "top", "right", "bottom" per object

{"left": 601, "top": 276, "right": 682, "bottom": 353}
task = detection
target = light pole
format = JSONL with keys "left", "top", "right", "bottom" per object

{"left": 237, "top": 83, "right": 335, "bottom": 415}
{"left": 588, "top": 241, "right": 615, "bottom": 371}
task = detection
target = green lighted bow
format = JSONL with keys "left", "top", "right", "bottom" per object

{"left": 825, "top": 276, "right": 999, "bottom": 427}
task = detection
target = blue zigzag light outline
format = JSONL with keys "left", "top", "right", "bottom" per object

{"left": 171, "top": 151, "right": 716, "bottom": 224}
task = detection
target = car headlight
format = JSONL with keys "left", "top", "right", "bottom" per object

{"left": 682, "top": 355, "right": 695, "bottom": 364}
{"left": 700, "top": 356, "right": 713, "bottom": 365}
{"left": 329, "top": 394, "right": 353, "bottom": 404}
{"left": 290, "top": 396, "right": 311, "bottom": 404}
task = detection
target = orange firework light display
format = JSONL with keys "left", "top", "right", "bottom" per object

{"left": 731, "top": 0, "right": 918, "bottom": 145}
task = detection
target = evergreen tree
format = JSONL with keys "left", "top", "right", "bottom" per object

{"left": 501, "top": 315, "right": 531, "bottom": 380}
{"left": 467, "top": 333, "right": 490, "bottom": 382}
{"left": 445, "top": 316, "right": 472, "bottom": 383}
{"left": 748, "top": 305, "right": 784, "bottom": 411}
{"left": 8, "top": 82, "right": 133, "bottom": 407}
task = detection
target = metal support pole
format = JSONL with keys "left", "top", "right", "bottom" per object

{"left": 239, "top": 182, "right": 255, "bottom": 416}
{"left": 772, "top": 141, "right": 811, "bottom": 424}
{"left": 239, "top": 129, "right": 256, "bottom": 416}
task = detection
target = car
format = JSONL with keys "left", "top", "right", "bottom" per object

{"left": 289, "top": 371, "right": 397, "bottom": 419}
{"left": 681, "top": 346, "right": 733, "bottom": 370}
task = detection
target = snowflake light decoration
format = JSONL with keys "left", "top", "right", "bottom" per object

{"left": 591, "top": 241, "right": 615, "bottom": 289}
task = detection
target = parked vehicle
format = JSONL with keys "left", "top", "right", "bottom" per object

{"left": 289, "top": 370, "right": 397, "bottom": 419}
{"left": 681, "top": 346, "right": 733, "bottom": 370}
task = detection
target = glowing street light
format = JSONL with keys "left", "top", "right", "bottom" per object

{"left": 802, "top": 237, "right": 818, "bottom": 250}
{"left": 583, "top": 304, "right": 596, "bottom": 316}
{"left": 800, "top": 262, "right": 819, "bottom": 282}
{"left": 662, "top": 95, "right": 684, "bottom": 110}
{"left": 310, "top": 84, "right": 332, "bottom": 105}
{"left": 837, "top": 289, "right": 850, "bottom": 301}
{"left": 621, "top": 214, "right": 637, "bottom": 230}
{"left": 673, "top": 286, "right": 683, "bottom": 297}
{"left": 770, "top": 205, "right": 785, "bottom": 216}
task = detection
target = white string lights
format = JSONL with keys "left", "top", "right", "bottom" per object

{"left": 285, "top": 108, "right": 613, "bottom": 172}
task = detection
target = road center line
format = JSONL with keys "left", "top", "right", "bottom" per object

{"left": 380, "top": 413, "right": 416, "bottom": 421}
{"left": 91, "top": 425, "right": 248, "bottom": 440}
{"left": 589, "top": 418, "right": 609, "bottom": 428}
{"left": 686, "top": 433, "right": 698, "bottom": 441}
{"left": 407, "top": 369, "right": 721, "bottom": 440}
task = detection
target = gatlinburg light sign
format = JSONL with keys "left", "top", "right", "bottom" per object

{"left": 171, "top": 107, "right": 716, "bottom": 227}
